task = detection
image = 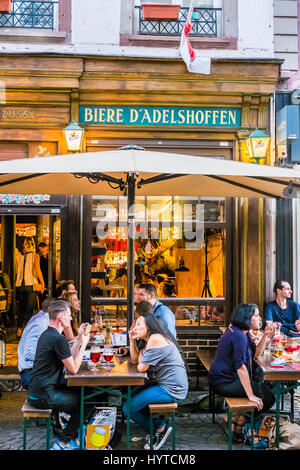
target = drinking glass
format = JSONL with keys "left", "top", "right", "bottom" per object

{"left": 274, "top": 322, "right": 282, "bottom": 337}
{"left": 90, "top": 345, "right": 101, "bottom": 371}
{"left": 103, "top": 345, "right": 114, "bottom": 369}
{"left": 279, "top": 334, "right": 287, "bottom": 349}
{"left": 274, "top": 343, "right": 284, "bottom": 358}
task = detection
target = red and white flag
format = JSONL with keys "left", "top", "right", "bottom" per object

{"left": 179, "top": 2, "right": 211, "bottom": 74}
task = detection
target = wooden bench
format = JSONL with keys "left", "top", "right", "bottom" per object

{"left": 148, "top": 402, "right": 178, "bottom": 450}
{"left": 195, "top": 349, "right": 258, "bottom": 449}
{"left": 22, "top": 399, "right": 52, "bottom": 450}
{"left": 225, "top": 397, "right": 258, "bottom": 450}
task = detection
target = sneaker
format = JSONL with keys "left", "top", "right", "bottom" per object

{"left": 144, "top": 434, "right": 151, "bottom": 450}
{"left": 50, "top": 440, "right": 72, "bottom": 450}
{"left": 58, "top": 412, "right": 71, "bottom": 429}
{"left": 153, "top": 424, "right": 172, "bottom": 450}
{"left": 69, "top": 439, "right": 80, "bottom": 450}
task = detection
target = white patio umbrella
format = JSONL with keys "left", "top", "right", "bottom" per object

{"left": 0, "top": 146, "right": 299, "bottom": 325}
{"left": 0, "top": 148, "right": 299, "bottom": 198}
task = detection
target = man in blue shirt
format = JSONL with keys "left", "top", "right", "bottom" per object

{"left": 138, "top": 283, "right": 176, "bottom": 338}
{"left": 265, "top": 280, "right": 300, "bottom": 337}
{"left": 18, "top": 297, "right": 52, "bottom": 389}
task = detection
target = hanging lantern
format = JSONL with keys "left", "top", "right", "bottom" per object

{"left": 245, "top": 130, "right": 270, "bottom": 164}
{"left": 63, "top": 121, "right": 84, "bottom": 153}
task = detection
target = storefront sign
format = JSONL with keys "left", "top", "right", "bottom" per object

{"left": 0, "top": 106, "right": 69, "bottom": 126}
{"left": 79, "top": 106, "right": 241, "bottom": 127}
{"left": 0, "top": 107, "right": 36, "bottom": 120}
{"left": 276, "top": 105, "right": 299, "bottom": 145}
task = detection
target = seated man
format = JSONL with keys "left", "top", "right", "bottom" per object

{"left": 18, "top": 297, "right": 53, "bottom": 389}
{"left": 138, "top": 283, "right": 177, "bottom": 338}
{"left": 265, "top": 280, "right": 300, "bottom": 337}
{"left": 27, "top": 299, "right": 91, "bottom": 450}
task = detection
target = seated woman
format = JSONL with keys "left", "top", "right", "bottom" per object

{"left": 62, "top": 291, "right": 81, "bottom": 340}
{"left": 208, "top": 303, "right": 275, "bottom": 442}
{"left": 123, "top": 313, "right": 188, "bottom": 450}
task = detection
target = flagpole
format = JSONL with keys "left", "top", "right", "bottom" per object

{"left": 187, "top": 0, "right": 195, "bottom": 23}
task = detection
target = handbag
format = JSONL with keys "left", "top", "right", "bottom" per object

{"left": 33, "top": 283, "right": 43, "bottom": 293}
{"left": 269, "top": 418, "right": 300, "bottom": 450}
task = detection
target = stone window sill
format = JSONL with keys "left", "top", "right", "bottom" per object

{"left": 0, "top": 28, "right": 67, "bottom": 43}
{"left": 120, "top": 34, "right": 237, "bottom": 50}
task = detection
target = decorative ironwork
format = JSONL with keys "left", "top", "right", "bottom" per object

{"left": 0, "top": 1, "right": 58, "bottom": 30}
{"left": 135, "top": 6, "right": 221, "bottom": 37}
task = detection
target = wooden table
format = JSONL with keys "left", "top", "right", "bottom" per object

{"left": 256, "top": 352, "right": 300, "bottom": 449}
{"left": 65, "top": 356, "right": 146, "bottom": 449}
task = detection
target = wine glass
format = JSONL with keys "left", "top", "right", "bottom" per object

{"left": 103, "top": 345, "right": 114, "bottom": 369}
{"left": 90, "top": 345, "right": 101, "bottom": 371}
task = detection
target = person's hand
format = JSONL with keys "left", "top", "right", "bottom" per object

{"left": 116, "top": 346, "right": 129, "bottom": 355}
{"left": 295, "top": 319, "right": 300, "bottom": 332}
{"left": 248, "top": 394, "right": 263, "bottom": 411}
{"left": 78, "top": 323, "right": 89, "bottom": 338}
{"left": 129, "top": 327, "right": 138, "bottom": 341}
{"left": 264, "top": 322, "right": 275, "bottom": 338}
{"left": 116, "top": 319, "right": 127, "bottom": 327}
{"left": 81, "top": 331, "right": 90, "bottom": 348}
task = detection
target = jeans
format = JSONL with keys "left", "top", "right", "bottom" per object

{"left": 16, "top": 285, "right": 37, "bottom": 328}
{"left": 20, "top": 370, "right": 32, "bottom": 390}
{"left": 28, "top": 386, "right": 93, "bottom": 444}
{"left": 122, "top": 384, "right": 180, "bottom": 434}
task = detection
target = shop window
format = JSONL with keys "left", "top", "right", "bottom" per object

{"left": 91, "top": 195, "right": 227, "bottom": 328}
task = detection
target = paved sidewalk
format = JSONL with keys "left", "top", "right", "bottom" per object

{"left": 1, "top": 340, "right": 300, "bottom": 452}
{"left": 0, "top": 389, "right": 243, "bottom": 451}
{"left": 1, "top": 386, "right": 300, "bottom": 451}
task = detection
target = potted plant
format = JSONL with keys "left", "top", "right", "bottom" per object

{"left": 0, "top": 0, "right": 12, "bottom": 14}
{"left": 142, "top": 4, "right": 181, "bottom": 21}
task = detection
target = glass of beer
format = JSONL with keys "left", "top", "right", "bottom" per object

{"left": 279, "top": 335, "right": 287, "bottom": 349}
{"left": 275, "top": 343, "right": 284, "bottom": 358}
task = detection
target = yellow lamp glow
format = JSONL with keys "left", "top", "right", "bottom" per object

{"left": 245, "top": 130, "right": 270, "bottom": 164}
{"left": 63, "top": 121, "right": 84, "bottom": 153}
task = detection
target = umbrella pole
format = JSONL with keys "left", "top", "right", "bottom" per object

{"left": 127, "top": 173, "right": 135, "bottom": 331}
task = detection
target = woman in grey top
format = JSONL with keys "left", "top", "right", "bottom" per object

{"left": 123, "top": 313, "right": 188, "bottom": 450}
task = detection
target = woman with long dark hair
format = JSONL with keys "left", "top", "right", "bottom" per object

{"left": 123, "top": 313, "right": 188, "bottom": 450}
{"left": 208, "top": 303, "right": 275, "bottom": 442}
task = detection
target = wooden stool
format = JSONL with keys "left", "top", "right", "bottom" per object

{"left": 22, "top": 399, "right": 52, "bottom": 450}
{"left": 224, "top": 397, "right": 258, "bottom": 450}
{"left": 148, "top": 402, "right": 178, "bottom": 450}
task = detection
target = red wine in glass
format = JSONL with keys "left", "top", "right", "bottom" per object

{"left": 104, "top": 353, "right": 113, "bottom": 362}
{"left": 90, "top": 352, "right": 100, "bottom": 363}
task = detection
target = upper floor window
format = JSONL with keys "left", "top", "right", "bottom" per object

{"left": 134, "top": 0, "right": 223, "bottom": 37}
{"left": 0, "top": 0, "right": 59, "bottom": 30}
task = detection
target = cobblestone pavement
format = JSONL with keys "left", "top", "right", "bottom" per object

{"left": 1, "top": 341, "right": 300, "bottom": 453}
{"left": 1, "top": 387, "right": 300, "bottom": 452}
{"left": 0, "top": 389, "right": 242, "bottom": 451}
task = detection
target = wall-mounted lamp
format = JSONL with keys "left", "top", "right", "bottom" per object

{"left": 63, "top": 121, "right": 84, "bottom": 153}
{"left": 245, "top": 129, "right": 270, "bottom": 164}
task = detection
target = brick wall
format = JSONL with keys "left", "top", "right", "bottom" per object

{"left": 178, "top": 331, "right": 221, "bottom": 377}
